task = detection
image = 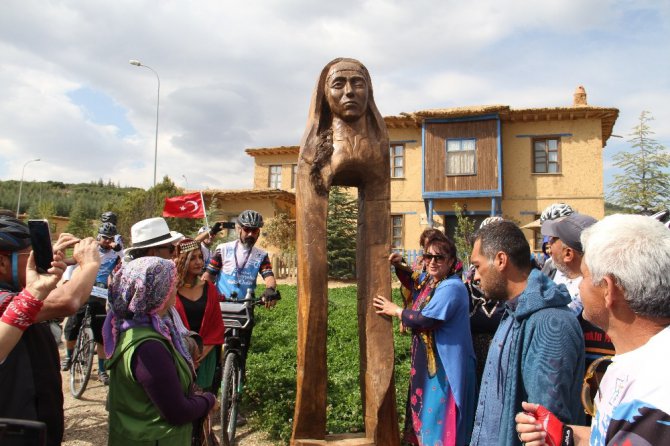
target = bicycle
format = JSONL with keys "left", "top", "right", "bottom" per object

{"left": 69, "top": 304, "right": 96, "bottom": 399}
{"left": 218, "top": 290, "right": 264, "bottom": 446}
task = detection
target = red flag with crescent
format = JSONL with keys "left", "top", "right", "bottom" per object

{"left": 162, "top": 192, "right": 205, "bottom": 219}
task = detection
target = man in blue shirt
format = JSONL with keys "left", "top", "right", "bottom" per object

{"left": 469, "top": 220, "right": 584, "bottom": 446}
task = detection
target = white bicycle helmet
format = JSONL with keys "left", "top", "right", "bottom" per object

{"left": 540, "top": 203, "right": 574, "bottom": 223}
{"left": 479, "top": 216, "right": 504, "bottom": 229}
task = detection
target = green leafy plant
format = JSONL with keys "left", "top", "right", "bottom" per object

{"left": 453, "top": 203, "right": 475, "bottom": 267}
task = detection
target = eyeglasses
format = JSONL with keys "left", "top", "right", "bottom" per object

{"left": 100, "top": 236, "right": 114, "bottom": 241}
{"left": 581, "top": 355, "right": 613, "bottom": 417}
{"left": 423, "top": 253, "right": 447, "bottom": 263}
{"left": 241, "top": 226, "right": 260, "bottom": 234}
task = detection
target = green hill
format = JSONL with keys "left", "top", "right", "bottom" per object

{"left": 0, "top": 179, "right": 140, "bottom": 219}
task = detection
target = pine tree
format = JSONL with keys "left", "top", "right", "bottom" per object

{"left": 609, "top": 111, "right": 670, "bottom": 213}
{"left": 327, "top": 187, "right": 358, "bottom": 279}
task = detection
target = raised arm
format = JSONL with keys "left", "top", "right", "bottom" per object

{"left": 0, "top": 250, "right": 66, "bottom": 361}
{"left": 37, "top": 236, "right": 101, "bottom": 321}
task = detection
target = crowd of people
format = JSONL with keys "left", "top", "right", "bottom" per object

{"left": 375, "top": 204, "right": 669, "bottom": 446}
{"left": 0, "top": 208, "right": 279, "bottom": 445}
{"left": 1, "top": 203, "right": 669, "bottom": 446}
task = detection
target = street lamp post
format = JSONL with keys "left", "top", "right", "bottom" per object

{"left": 16, "top": 158, "right": 40, "bottom": 215}
{"left": 129, "top": 59, "right": 160, "bottom": 187}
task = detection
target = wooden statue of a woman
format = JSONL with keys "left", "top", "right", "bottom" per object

{"left": 291, "top": 58, "right": 399, "bottom": 446}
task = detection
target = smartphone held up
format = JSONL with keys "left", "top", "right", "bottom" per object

{"left": 27, "top": 219, "right": 54, "bottom": 274}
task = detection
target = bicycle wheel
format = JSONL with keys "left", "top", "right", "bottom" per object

{"left": 70, "top": 327, "right": 95, "bottom": 398}
{"left": 220, "top": 352, "right": 241, "bottom": 446}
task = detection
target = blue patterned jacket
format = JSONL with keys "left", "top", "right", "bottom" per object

{"left": 497, "top": 268, "right": 585, "bottom": 446}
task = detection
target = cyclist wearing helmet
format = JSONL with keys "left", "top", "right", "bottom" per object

{"left": 538, "top": 203, "right": 575, "bottom": 280}
{"left": 100, "top": 211, "right": 124, "bottom": 252}
{"left": 203, "top": 210, "right": 278, "bottom": 307}
{"left": 61, "top": 222, "right": 122, "bottom": 385}
{"left": 0, "top": 215, "right": 101, "bottom": 446}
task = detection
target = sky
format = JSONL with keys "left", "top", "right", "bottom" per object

{"left": 1, "top": 0, "right": 668, "bottom": 193}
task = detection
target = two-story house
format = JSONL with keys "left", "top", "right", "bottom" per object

{"left": 202, "top": 87, "right": 618, "bottom": 254}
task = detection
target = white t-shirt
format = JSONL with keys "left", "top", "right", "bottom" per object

{"left": 590, "top": 326, "right": 670, "bottom": 445}
{"left": 553, "top": 273, "right": 583, "bottom": 315}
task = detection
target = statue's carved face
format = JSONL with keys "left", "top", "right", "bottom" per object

{"left": 324, "top": 62, "right": 369, "bottom": 122}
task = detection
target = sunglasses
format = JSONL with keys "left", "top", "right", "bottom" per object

{"left": 423, "top": 253, "right": 447, "bottom": 263}
{"left": 100, "top": 235, "right": 114, "bottom": 241}
{"left": 581, "top": 355, "right": 613, "bottom": 417}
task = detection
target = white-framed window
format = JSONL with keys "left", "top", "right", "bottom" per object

{"left": 290, "top": 164, "right": 298, "bottom": 189}
{"left": 533, "top": 138, "right": 560, "bottom": 173}
{"left": 391, "top": 215, "right": 403, "bottom": 249}
{"left": 390, "top": 144, "right": 405, "bottom": 178}
{"left": 268, "top": 165, "right": 282, "bottom": 188}
{"left": 446, "top": 138, "right": 476, "bottom": 175}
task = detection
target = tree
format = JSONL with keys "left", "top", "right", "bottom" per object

{"left": 114, "top": 176, "right": 201, "bottom": 242}
{"left": 66, "top": 200, "right": 95, "bottom": 237}
{"left": 263, "top": 213, "right": 296, "bottom": 253}
{"left": 609, "top": 111, "right": 670, "bottom": 213}
{"left": 327, "top": 187, "right": 358, "bottom": 279}
{"left": 453, "top": 203, "right": 475, "bottom": 268}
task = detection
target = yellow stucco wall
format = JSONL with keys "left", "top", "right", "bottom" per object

{"left": 500, "top": 118, "right": 605, "bottom": 250}
{"left": 247, "top": 116, "right": 608, "bottom": 253}
{"left": 252, "top": 154, "right": 298, "bottom": 190}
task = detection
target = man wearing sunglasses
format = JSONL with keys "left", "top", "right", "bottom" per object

{"left": 469, "top": 220, "right": 584, "bottom": 446}
{"left": 202, "top": 210, "right": 278, "bottom": 307}
{"left": 516, "top": 214, "right": 670, "bottom": 446}
{"left": 541, "top": 213, "right": 616, "bottom": 420}
{"left": 61, "top": 222, "right": 123, "bottom": 384}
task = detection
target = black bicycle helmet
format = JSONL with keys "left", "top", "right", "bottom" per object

{"left": 100, "top": 211, "right": 118, "bottom": 225}
{"left": 236, "top": 210, "right": 264, "bottom": 228}
{"left": 98, "top": 222, "right": 118, "bottom": 237}
{"left": 0, "top": 216, "right": 32, "bottom": 251}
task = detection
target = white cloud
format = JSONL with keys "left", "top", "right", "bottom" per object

{"left": 0, "top": 0, "right": 667, "bottom": 192}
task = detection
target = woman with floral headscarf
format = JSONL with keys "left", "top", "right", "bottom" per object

{"left": 173, "top": 238, "right": 224, "bottom": 391}
{"left": 103, "top": 257, "right": 215, "bottom": 446}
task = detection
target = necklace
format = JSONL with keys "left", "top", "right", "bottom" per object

{"left": 182, "top": 277, "right": 199, "bottom": 289}
{"left": 470, "top": 296, "right": 499, "bottom": 318}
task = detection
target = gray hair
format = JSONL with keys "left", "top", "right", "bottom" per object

{"left": 581, "top": 214, "right": 670, "bottom": 319}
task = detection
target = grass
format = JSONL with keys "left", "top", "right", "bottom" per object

{"left": 243, "top": 284, "right": 411, "bottom": 443}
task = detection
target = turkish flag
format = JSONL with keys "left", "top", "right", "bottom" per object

{"left": 162, "top": 192, "right": 206, "bottom": 219}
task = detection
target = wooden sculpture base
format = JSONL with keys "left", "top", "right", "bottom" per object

{"left": 293, "top": 433, "right": 375, "bottom": 446}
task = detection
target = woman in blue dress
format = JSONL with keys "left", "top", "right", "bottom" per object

{"left": 374, "top": 231, "right": 476, "bottom": 446}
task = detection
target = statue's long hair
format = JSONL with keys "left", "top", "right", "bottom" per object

{"left": 299, "top": 58, "right": 387, "bottom": 195}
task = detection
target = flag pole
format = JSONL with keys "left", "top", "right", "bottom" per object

{"left": 200, "top": 190, "right": 210, "bottom": 228}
